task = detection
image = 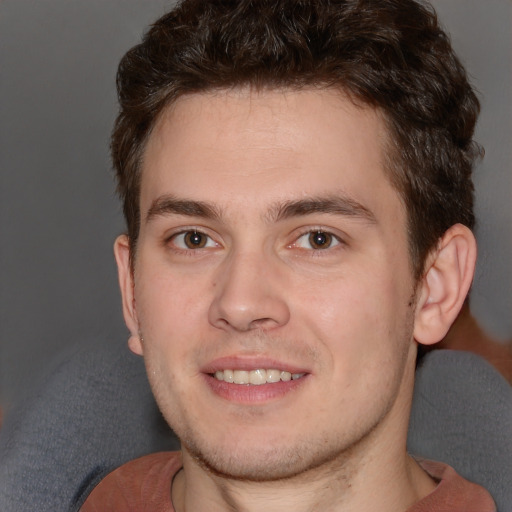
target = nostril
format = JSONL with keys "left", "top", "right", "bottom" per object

{"left": 248, "top": 318, "right": 275, "bottom": 330}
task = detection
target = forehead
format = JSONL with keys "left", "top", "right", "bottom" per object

{"left": 140, "top": 87, "right": 401, "bottom": 222}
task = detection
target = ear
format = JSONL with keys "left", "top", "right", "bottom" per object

{"left": 414, "top": 224, "right": 477, "bottom": 346}
{"left": 114, "top": 234, "right": 144, "bottom": 356}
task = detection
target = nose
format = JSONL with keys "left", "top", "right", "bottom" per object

{"left": 208, "top": 250, "right": 290, "bottom": 332}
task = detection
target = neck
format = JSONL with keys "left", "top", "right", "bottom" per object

{"left": 173, "top": 432, "right": 435, "bottom": 512}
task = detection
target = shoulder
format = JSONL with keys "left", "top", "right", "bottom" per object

{"left": 80, "top": 451, "right": 182, "bottom": 512}
{"left": 409, "top": 460, "right": 496, "bottom": 512}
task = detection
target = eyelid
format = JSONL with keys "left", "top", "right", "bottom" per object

{"left": 166, "top": 227, "right": 220, "bottom": 251}
{"left": 298, "top": 233, "right": 340, "bottom": 249}
{"left": 289, "top": 227, "right": 346, "bottom": 251}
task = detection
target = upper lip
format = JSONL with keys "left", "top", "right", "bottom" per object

{"left": 202, "top": 355, "right": 310, "bottom": 375}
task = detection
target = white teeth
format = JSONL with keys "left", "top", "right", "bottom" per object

{"left": 212, "top": 368, "right": 305, "bottom": 385}
{"left": 266, "top": 369, "right": 281, "bottom": 382}
{"left": 249, "top": 369, "right": 266, "bottom": 385}
{"left": 233, "top": 370, "right": 249, "bottom": 384}
{"left": 280, "top": 371, "right": 291, "bottom": 382}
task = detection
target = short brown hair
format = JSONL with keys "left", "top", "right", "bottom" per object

{"left": 112, "top": 0, "right": 481, "bottom": 278}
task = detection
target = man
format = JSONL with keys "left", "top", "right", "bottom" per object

{"left": 81, "top": 0, "right": 496, "bottom": 510}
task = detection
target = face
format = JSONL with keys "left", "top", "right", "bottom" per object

{"left": 117, "top": 88, "right": 420, "bottom": 481}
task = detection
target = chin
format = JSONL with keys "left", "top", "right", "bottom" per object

{"left": 180, "top": 426, "right": 355, "bottom": 482}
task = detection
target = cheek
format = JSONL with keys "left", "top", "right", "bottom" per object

{"left": 134, "top": 269, "right": 209, "bottom": 349}
{"left": 294, "top": 267, "right": 412, "bottom": 358}
{"left": 294, "top": 271, "right": 380, "bottom": 333}
{"left": 134, "top": 271, "right": 205, "bottom": 401}
{"left": 138, "top": 254, "right": 205, "bottom": 306}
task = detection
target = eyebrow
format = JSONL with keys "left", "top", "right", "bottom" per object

{"left": 145, "top": 195, "right": 222, "bottom": 223}
{"left": 267, "top": 195, "right": 377, "bottom": 224}
{"left": 144, "top": 194, "right": 376, "bottom": 225}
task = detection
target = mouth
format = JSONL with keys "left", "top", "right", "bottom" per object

{"left": 203, "top": 357, "right": 310, "bottom": 402}
{"left": 212, "top": 369, "right": 306, "bottom": 385}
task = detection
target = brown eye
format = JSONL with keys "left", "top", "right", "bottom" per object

{"left": 183, "top": 231, "right": 207, "bottom": 249}
{"left": 308, "top": 231, "right": 333, "bottom": 249}
{"left": 169, "top": 230, "right": 218, "bottom": 252}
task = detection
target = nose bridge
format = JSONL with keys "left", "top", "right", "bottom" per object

{"left": 208, "top": 245, "right": 290, "bottom": 332}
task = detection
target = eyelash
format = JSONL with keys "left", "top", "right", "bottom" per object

{"left": 166, "top": 229, "right": 218, "bottom": 253}
{"left": 164, "top": 227, "right": 345, "bottom": 256}
{"left": 290, "top": 228, "right": 344, "bottom": 252}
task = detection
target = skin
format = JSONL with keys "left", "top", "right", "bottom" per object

{"left": 115, "top": 87, "right": 476, "bottom": 512}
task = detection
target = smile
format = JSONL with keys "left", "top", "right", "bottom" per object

{"left": 213, "top": 369, "right": 305, "bottom": 385}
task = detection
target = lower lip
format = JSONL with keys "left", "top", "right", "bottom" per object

{"left": 203, "top": 374, "right": 308, "bottom": 403}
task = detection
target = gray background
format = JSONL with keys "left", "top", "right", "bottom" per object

{"left": 1, "top": 0, "right": 511, "bottom": 411}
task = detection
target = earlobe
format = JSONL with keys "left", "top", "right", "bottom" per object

{"left": 414, "top": 224, "right": 477, "bottom": 346}
{"left": 127, "top": 333, "right": 144, "bottom": 356}
{"left": 114, "top": 235, "right": 144, "bottom": 356}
